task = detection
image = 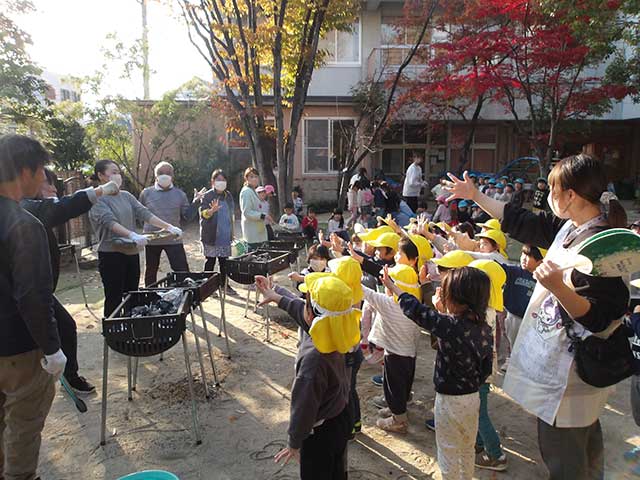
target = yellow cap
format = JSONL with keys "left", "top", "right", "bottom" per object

{"left": 388, "top": 264, "right": 422, "bottom": 302}
{"left": 303, "top": 273, "right": 361, "bottom": 354}
{"left": 539, "top": 247, "right": 548, "bottom": 258}
{"left": 432, "top": 250, "right": 474, "bottom": 269}
{"left": 476, "top": 229, "right": 508, "bottom": 258}
{"left": 367, "top": 232, "right": 400, "bottom": 251}
{"left": 631, "top": 279, "right": 640, "bottom": 289}
{"left": 328, "top": 256, "right": 364, "bottom": 305}
{"left": 429, "top": 221, "right": 452, "bottom": 233}
{"left": 478, "top": 218, "right": 502, "bottom": 231}
{"left": 359, "top": 225, "right": 393, "bottom": 242}
{"left": 409, "top": 234, "right": 433, "bottom": 268}
{"left": 469, "top": 259, "right": 506, "bottom": 312}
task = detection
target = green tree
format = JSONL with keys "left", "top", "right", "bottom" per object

{"left": 45, "top": 102, "right": 93, "bottom": 171}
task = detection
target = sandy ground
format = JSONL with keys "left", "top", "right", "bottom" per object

{"left": 40, "top": 215, "right": 640, "bottom": 480}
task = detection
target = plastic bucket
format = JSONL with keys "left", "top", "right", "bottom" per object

{"left": 117, "top": 471, "right": 179, "bottom": 480}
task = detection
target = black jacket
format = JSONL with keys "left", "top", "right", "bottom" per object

{"left": 0, "top": 196, "right": 60, "bottom": 356}
{"left": 21, "top": 190, "right": 94, "bottom": 291}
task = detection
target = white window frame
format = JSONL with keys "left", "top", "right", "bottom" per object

{"left": 319, "top": 19, "right": 362, "bottom": 66}
{"left": 303, "top": 117, "right": 358, "bottom": 176}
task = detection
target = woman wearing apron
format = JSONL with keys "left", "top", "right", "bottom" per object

{"left": 446, "top": 154, "right": 629, "bottom": 480}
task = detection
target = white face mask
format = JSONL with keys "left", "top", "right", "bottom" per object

{"left": 214, "top": 180, "right": 227, "bottom": 192}
{"left": 309, "top": 259, "right": 327, "bottom": 272}
{"left": 110, "top": 173, "right": 123, "bottom": 188}
{"left": 547, "top": 189, "right": 571, "bottom": 219}
{"left": 156, "top": 174, "right": 173, "bottom": 189}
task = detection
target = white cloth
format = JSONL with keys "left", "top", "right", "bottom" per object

{"left": 363, "top": 287, "right": 420, "bottom": 357}
{"left": 435, "top": 391, "right": 480, "bottom": 480}
{"left": 505, "top": 311, "right": 523, "bottom": 351}
{"left": 502, "top": 220, "right": 614, "bottom": 427}
{"left": 327, "top": 218, "right": 345, "bottom": 235}
{"left": 402, "top": 163, "right": 424, "bottom": 197}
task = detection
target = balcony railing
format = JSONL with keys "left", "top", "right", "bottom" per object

{"left": 366, "top": 46, "right": 430, "bottom": 81}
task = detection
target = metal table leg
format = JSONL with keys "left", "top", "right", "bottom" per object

{"left": 100, "top": 339, "right": 109, "bottom": 446}
{"left": 126, "top": 357, "right": 133, "bottom": 401}
{"left": 181, "top": 333, "right": 202, "bottom": 445}
{"left": 71, "top": 246, "right": 89, "bottom": 308}
{"left": 198, "top": 304, "right": 220, "bottom": 387}
{"left": 189, "top": 310, "right": 210, "bottom": 400}
{"left": 132, "top": 357, "right": 139, "bottom": 391}
{"left": 218, "top": 279, "right": 232, "bottom": 358}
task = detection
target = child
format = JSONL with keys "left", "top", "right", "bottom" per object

{"left": 468, "top": 260, "right": 508, "bottom": 472}
{"left": 493, "top": 183, "right": 508, "bottom": 202}
{"left": 624, "top": 302, "right": 640, "bottom": 466}
{"left": 511, "top": 179, "right": 525, "bottom": 209}
{"left": 383, "top": 266, "right": 493, "bottom": 480}
{"left": 301, "top": 206, "right": 318, "bottom": 240}
{"left": 468, "top": 229, "right": 508, "bottom": 263}
{"left": 279, "top": 203, "right": 300, "bottom": 232}
{"left": 531, "top": 177, "right": 549, "bottom": 214}
{"left": 288, "top": 244, "right": 331, "bottom": 286}
{"left": 501, "top": 244, "right": 544, "bottom": 364}
{"left": 346, "top": 181, "right": 361, "bottom": 228}
{"left": 292, "top": 186, "right": 304, "bottom": 219}
{"left": 364, "top": 263, "right": 422, "bottom": 433}
{"left": 503, "top": 183, "right": 514, "bottom": 203}
{"left": 256, "top": 186, "right": 274, "bottom": 239}
{"left": 327, "top": 208, "right": 350, "bottom": 242}
{"left": 269, "top": 274, "right": 360, "bottom": 479}
{"left": 432, "top": 195, "right": 452, "bottom": 224}
{"left": 456, "top": 200, "right": 471, "bottom": 224}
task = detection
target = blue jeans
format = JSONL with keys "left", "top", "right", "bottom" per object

{"left": 475, "top": 383, "right": 504, "bottom": 459}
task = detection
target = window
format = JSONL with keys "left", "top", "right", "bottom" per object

{"left": 304, "top": 119, "right": 355, "bottom": 174}
{"left": 318, "top": 20, "right": 360, "bottom": 64}
{"left": 61, "top": 89, "right": 71, "bottom": 101}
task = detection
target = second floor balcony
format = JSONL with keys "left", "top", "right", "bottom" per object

{"left": 366, "top": 46, "right": 430, "bottom": 82}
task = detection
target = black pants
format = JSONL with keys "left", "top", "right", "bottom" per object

{"left": 266, "top": 224, "right": 275, "bottom": 240}
{"left": 302, "top": 225, "right": 316, "bottom": 240}
{"left": 98, "top": 252, "right": 140, "bottom": 317}
{"left": 383, "top": 353, "right": 416, "bottom": 415}
{"left": 404, "top": 196, "right": 418, "bottom": 213}
{"left": 144, "top": 244, "right": 189, "bottom": 287}
{"left": 53, "top": 296, "right": 79, "bottom": 379}
{"left": 537, "top": 418, "right": 604, "bottom": 480}
{"left": 204, "top": 256, "right": 228, "bottom": 283}
{"left": 300, "top": 407, "right": 350, "bottom": 480}
{"left": 347, "top": 348, "right": 363, "bottom": 426}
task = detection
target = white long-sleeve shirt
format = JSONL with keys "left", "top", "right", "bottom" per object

{"left": 402, "top": 163, "right": 424, "bottom": 197}
{"left": 364, "top": 287, "right": 421, "bottom": 357}
{"left": 279, "top": 213, "right": 300, "bottom": 231}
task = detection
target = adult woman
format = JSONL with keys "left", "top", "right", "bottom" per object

{"left": 239, "top": 167, "right": 271, "bottom": 249}
{"left": 89, "top": 160, "right": 182, "bottom": 317}
{"left": 446, "top": 154, "right": 629, "bottom": 480}
{"left": 200, "top": 169, "right": 237, "bottom": 296}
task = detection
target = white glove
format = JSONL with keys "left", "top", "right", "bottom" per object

{"left": 167, "top": 225, "right": 183, "bottom": 238}
{"left": 99, "top": 181, "right": 120, "bottom": 196}
{"left": 41, "top": 349, "right": 67, "bottom": 379}
{"left": 128, "top": 231, "right": 148, "bottom": 246}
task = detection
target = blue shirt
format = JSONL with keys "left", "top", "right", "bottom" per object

{"left": 502, "top": 265, "right": 537, "bottom": 318}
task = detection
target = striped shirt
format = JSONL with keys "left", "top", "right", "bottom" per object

{"left": 364, "top": 287, "right": 421, "bottom": 357}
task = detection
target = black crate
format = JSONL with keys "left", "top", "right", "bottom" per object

{"left": 274, "top": 231, "right": 306, "bottom": 242}
{"left": 259, "top": 240, "right": 302, "bottom": 264}
{"left": 102, "top": 290, "right": 191, "bottom": 357}
{"left": 145, "top": 271, "right": 220, "bottom": 307}
{"left": 226, "top": 250, "right": 291, "bottom": 285}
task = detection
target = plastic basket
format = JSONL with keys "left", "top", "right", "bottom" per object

{"left": 116, "top": 471, "right": 179, "bottom": 480}
{"left": 226, "top": 250, "right": 291, "bottom": 284}
{"left": 145, "top": 271, "right": 220, "bottom": 307}
{"left": 259, "top": 240, "right": 302, "bottom": 264}
{"left": 102, "top": 290, "right": 191, "bottom": 357}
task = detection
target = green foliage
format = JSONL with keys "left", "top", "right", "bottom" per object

{"left": 45, "top": 102, "right": 93, "bottom": 171}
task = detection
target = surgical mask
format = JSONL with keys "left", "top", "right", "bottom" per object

{"left": 156, "top": 174, "right": 173, "bottom": 189}
{"left": 309, "top": 259, "right": 327, "bottom": 272}
{"left": 547, "top": 190, "right": 571, "bottom": 218}
{"left": 214, "top": 180, "right": 227, "bottom": 191}
{"left": 110, "top": 174, "right": 123, "bottom": 188}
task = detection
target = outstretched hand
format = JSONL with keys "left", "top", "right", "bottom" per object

{"left": 445, "top": 171, "right": 477, "bottom": 203}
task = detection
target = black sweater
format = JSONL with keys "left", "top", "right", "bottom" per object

{"left": 0, "top": 197, "right": 60, "bottom": 356}
{"left": 399, "top": 292, "right": 493, "bottom": 395}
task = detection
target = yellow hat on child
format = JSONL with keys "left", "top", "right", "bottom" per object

{"left": 477, "top": 218, "right": 502, "bottom": 231}
{"left": 367, "top": 232, "right": 401, "bottom": 251}
{"left": 388, "top": 264, "right": 422, "bottom": 302}
{"left": 302, "top": 273, "right": 361, "bottom": 354}
{"left": 409, "top": 234, "right": 433, "bottom": 268}
{"left": 428, "top": 221, "right": 452, "bottom": 233}
{"left": 432, "top": 250, "right": 474, "bottom": 269}
{"left": 469, "top": 259, "right": 506, "bottom": 312}
{"left": 476, "top": 229, "right": 508, "bottom": 258}
{"left": 359, "top": 225, "right": 393, "bottom": 242}
{"left": 328, "top": 256, "right": 364, "bottom": 305}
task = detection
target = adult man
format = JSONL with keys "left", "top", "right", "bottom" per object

{"left": 22, "top": 168, "right": 119, "bottom": 394}
{"left": 139, "top": 161, "right": 195, "bottom": 286}
{"left": 402, "top": 152, "right": 426, "bottom": 213}
{"left": 0, "top": 134, "right": 66, "bottom": 480}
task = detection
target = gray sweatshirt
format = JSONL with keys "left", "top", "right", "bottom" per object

{"left": 89, "top": 191, "right": 153, "bottom": 255}
{"left": 139, "top": 186, "right": 194, "bottom": 245}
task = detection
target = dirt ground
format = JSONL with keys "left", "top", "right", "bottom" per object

{"left": 41, "top": 221, "right": 640, "bottom": 480}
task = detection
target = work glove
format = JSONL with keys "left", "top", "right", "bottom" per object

{"left": 128, "top": 231, "right": 148, "bottom": 247}
{"left": 167, "top": 225, "right": 183, "bottom": 238}
{"left": 41, "top": 349, "right": 67, "bottom": 379}
{"left": 99, "top": 181, "right": 120, "bottom": 196}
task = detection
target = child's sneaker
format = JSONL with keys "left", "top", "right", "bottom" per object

{"left": 424, "top": 418, "right": 436, "bottom": 431}
{"left": 378, "top": 407, "right": 392, "bottom": 418}
{"left": 376, "top": 414, "right": 408, "bottom": 434}
{"left": 625, "top": 446, "right": 640, "bottom": 462}
{"left": 353, "top": 420, "right": 362, "bottom": 433}
{"left": 475, "top": 452, "right": 508, "bottom": 472}
{"left": 371, "top": 374, "right": 383, "bottom": 387}
{"left": 372, "top": 395, "right": 387, "bottom": 409}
